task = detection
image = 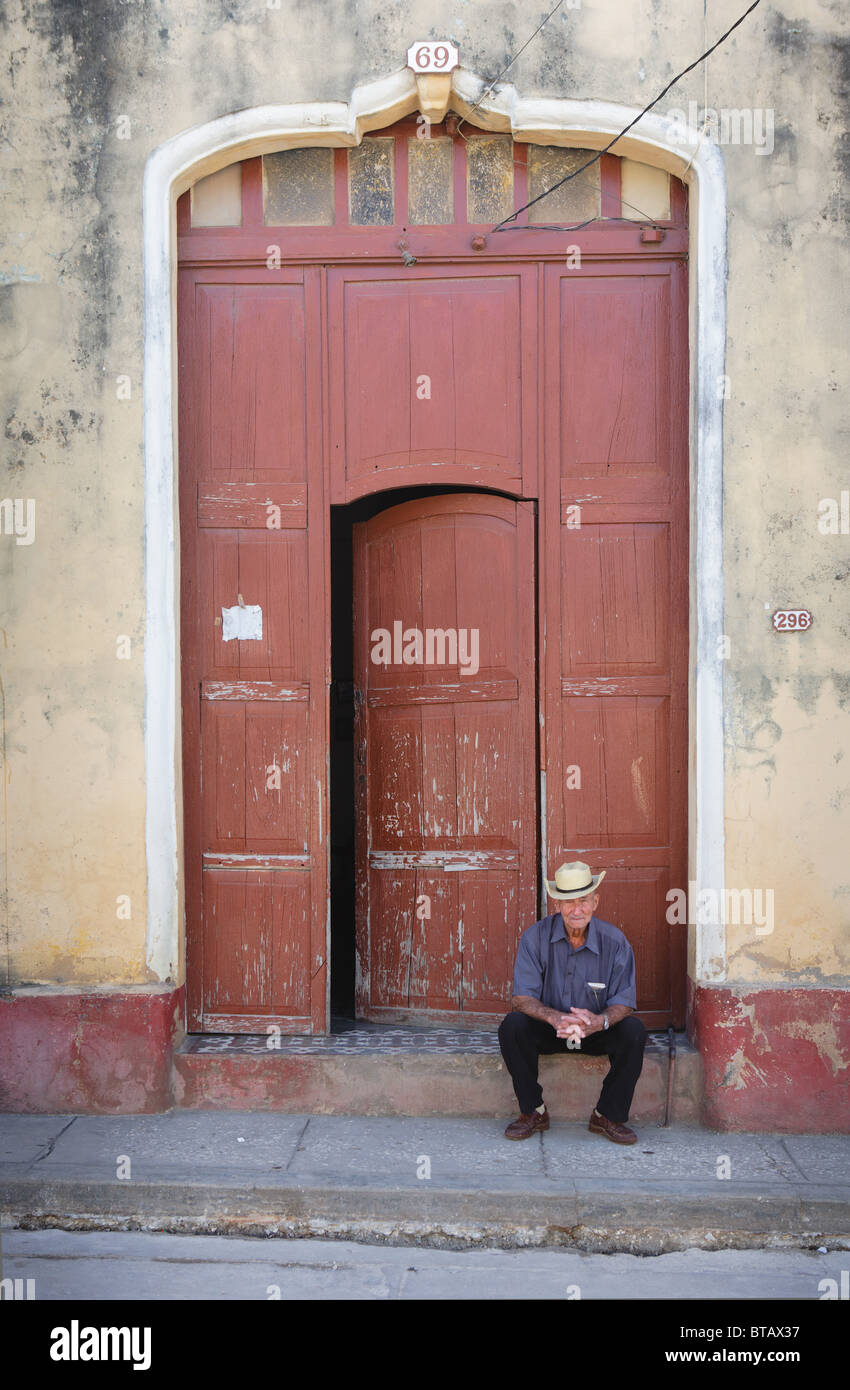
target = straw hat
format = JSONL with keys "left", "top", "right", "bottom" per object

{"left": 544, "top": 860, "right": 606, "bottom": 900}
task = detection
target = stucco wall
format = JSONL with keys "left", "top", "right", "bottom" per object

{"left": 1, "top": 0, "right": 848, "bottom": 998}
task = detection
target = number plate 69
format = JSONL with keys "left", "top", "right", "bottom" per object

{"left": 407, "top": 41, "right": 459, "bottom": 74}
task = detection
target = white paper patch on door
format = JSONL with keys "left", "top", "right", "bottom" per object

{"left": 221, "top": 604, "right": 263, "bottom": 641}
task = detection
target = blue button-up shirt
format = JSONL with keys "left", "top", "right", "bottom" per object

{"left": 512, "top": 913, "right": 637, "bottom": 1014}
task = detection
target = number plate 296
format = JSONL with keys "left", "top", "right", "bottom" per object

{"left": 772, "top": 609, "right": 813, "bottom": 631}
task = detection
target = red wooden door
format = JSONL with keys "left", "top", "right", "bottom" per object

{"left": 353, "top": 493, "right": 537, "bottom": 1023}
{"left": 177, "top": 141, "right": 690, "bottom": 1034}
{"left": 179, "top": 267, "right": 328, "bottom": 1033}
{"left": 541, "top": 259, "right": 689, "bottom": 1028}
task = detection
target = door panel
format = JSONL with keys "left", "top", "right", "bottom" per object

{"left": 557, "top": 272, "right": 672, "bottom": 499}
{"left": 328, "top": 265, "right": 538, "bottom": 501}
{"left": 543, "top": 260, "right": 689, "bottom": 1028}
{"left": 192, "top": 282, "right": 309, "bottom": 481}
{"left": 353, "top": 493, "right": 537, "bottom": 1023}
{"left": 179, "top": 268, "right": 328, "bottom": 1033}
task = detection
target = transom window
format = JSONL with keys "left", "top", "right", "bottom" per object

{"left": 186, "top": 118, "right": 678, "bottom": 232}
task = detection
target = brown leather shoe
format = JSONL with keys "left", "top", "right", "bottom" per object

{"left": 504, "top": 1107, "right": 550, "bottom": 1140}
{"left": 588, "top": 1108, "right": 637, "bottom": 1145}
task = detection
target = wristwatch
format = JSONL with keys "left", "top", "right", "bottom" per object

{"left": 602, "top": 1012, "right": 610, "bottom": 1030}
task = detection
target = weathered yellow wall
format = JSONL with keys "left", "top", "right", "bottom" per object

{"left": 717, "top": 7, "right": 850, "bottom": 986}
{"left": 1, "top": 1, "right": 848, "bottom": 990}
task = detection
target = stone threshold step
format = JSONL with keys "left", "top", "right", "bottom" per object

{"left": 173, "top": 1030, "right": 702, "bottom": 1122}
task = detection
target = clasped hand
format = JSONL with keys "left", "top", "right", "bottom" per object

{"left": 553, "top": 1006, "right": 601, "bottom": 1040}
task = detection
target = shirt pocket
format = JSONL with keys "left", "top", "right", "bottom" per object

{"left": 584, "top": 981, "right": 608, "bottom": 1011}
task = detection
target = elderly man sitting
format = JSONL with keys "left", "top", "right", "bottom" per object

{"left": 498, "top": 861, "right": 646, "bottom": 1144}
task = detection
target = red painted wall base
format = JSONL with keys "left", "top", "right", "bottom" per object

{"left": 2, "top": 982, "right": 847, "bottom": 1130}
{"left": 689, "top": 981, "right": 850, "bottom": 1132}
{"left": 0, "top": 986, "right": 184, "bottom": 1114}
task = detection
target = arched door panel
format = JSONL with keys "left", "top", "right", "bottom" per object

{"left": 353, "top": 493, "right": 538, "bottom": 1023}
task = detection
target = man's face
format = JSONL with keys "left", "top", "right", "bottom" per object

{"left": 559, "top": 891, "right": 599, "bottom": 933}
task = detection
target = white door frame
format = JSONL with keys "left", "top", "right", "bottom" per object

{"left": 142, "top": 65, "right": 727, "bottom": 991}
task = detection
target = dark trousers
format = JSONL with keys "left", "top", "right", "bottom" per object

{"left": 498, "top": 1011, "right": 647, "bottom": 1122}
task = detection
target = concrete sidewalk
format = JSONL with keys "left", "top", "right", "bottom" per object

{"left": 2, "top": 1111, "right": 849, "bottom": 1253}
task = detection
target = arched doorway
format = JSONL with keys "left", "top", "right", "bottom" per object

{"left": 328, "top": 482, "right": 537, "bottom": 1024}
{"left": 336, "top": 489, "right": 538, "bottom": 1025}
{"left": 174, "top": 109, "right": 692, "bottom": 1034}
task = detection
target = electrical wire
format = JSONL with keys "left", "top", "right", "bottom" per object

{"left": 488, "top": 0, "right": 762, "bottom": 232}
{"left": 504, "top": 166, "right": 667, "bottom": 232}
{"left": 454, "top": 0, "right": 566, "bottom": 137}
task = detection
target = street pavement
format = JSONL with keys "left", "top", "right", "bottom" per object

{"left": 2, "top": 1111, "right": 848, "bottom": 1253}
{"left": 2, "top": 1227, "right": 847, "bottom": 1300}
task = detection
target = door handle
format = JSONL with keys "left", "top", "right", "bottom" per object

{"left": 356, "top": 742, "right": 366, "bottom": 764}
